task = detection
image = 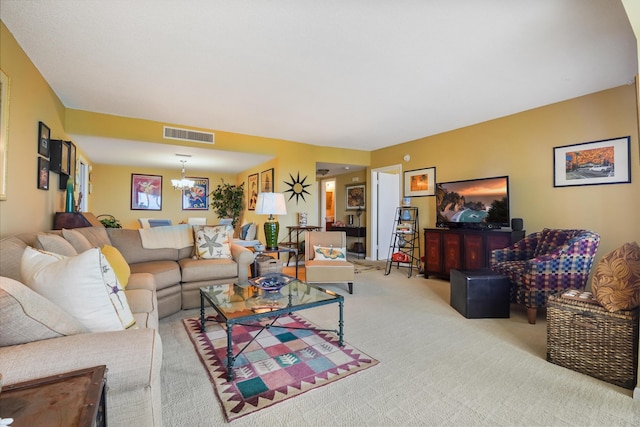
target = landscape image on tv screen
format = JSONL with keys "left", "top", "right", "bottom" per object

{"left": 436, "top": 176, "right": 509, "bottom": 226}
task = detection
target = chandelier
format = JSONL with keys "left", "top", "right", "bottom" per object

{"left": 172, "top": 160, "right": 195, "bottom": 190}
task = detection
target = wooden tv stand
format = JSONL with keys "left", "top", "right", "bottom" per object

{"left": 423, "top": 228, "right": 514, "bottom": 280}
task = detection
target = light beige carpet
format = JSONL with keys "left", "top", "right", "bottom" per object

{"left": 160, "top": 264, "right": 640, "bottom": 426}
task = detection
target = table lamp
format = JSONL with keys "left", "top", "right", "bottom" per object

{"left": 255, "top": 192, "right": 287, "bottom": 249}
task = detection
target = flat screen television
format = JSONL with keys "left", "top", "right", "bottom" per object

{"left": 436, "top": 175, "right": 510, "bottom": 229}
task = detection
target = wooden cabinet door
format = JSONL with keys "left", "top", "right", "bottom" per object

{"left": 442, "top": 232, "right": 462, "bottom": 274}
{"left": 486, "top": 232, "right": 511, "bottom": 264}
{"left": 464, "top": 233, "right": 484, "bottom": 269}
{"left": 424, "top": 231, "right": 442, "bottom": 274}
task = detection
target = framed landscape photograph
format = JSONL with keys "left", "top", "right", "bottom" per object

{"left": 553, "top": 136, "right": 631, "bottom": 187}
{"left": 37, "top": 157, "right": 49, "bottom": 190}
{"left": 38, "top": 121, "right": 50, "bottom": 158}
{"left": 131, "top": 173, "right": 162, "bottom": 210}
{"left": 346, "top": 184, "right": 365, "bottom": 210}
{"left": 248, "top": 173, "right": 258, "bottom": 210}
{"left": 182, "top": 177, "right": 209, "bottom": 210}
{"left": 260, "top": 168, "right": 274, "bottom": 192}
{"left": 404, "top": 167, "right": 436, "bottom": 197}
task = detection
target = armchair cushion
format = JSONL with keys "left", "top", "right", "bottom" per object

{"left": 533, "top": 228, "right": 570, "bottom": 258}
{"left": 592, "top": 241, "right": 640, "bottom": 312}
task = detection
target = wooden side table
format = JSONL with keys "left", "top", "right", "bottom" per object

{"left": 0, "top": 366, "right": 107, "bottom": 426}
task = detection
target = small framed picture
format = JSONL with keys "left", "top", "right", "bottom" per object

{"left": 553, "top": 136, "right": 631, "bottom": 187}
{"left": 37, "top": 157, "right": 49, "bottom": 190}
{"left": 182, "top": 177, "right": 209, "bottom": 210}
{"left": 404, "top": 167, "right": 436, "bottom": 197}
{"left": 346, "top": 184, "right": 365, "bottom": 210}
{"left": 261, "top": 168, "right": 274, "bottom": 192}
{"left": 38, "top": 121, "right": 50, "bottom": 158}
{"left": 131, "top": 174, "right": 163, "bottom": 210}
{"left": 248, "top": 173, "right": 258, "bottom": 210}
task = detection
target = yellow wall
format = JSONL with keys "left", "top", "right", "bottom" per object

{"left": 0, "top": 22, "right": 76, "bottom": 235}
{"left": 372, "top": 84, "right": 640, "bottom": 267}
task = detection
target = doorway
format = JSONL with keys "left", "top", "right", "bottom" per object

{"left": 319, "top": 178, "right": 336, "bottom": 230}
{"left": 370, "top": 165, "right": 402, "bottom": 260}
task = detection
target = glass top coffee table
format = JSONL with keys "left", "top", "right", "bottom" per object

{"left": 199, "top": 275, "right": 344, "bottom": 380}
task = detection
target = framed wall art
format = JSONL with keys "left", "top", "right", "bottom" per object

{"left": 182, "top": 177, "right": 209, "bottom": 210}
{"left": 553, "top": 136, "right": 631, "bottom": 187}
{"left": 38, "top": 121, "right": 50, "bottom": 158}
{"left": 131, "top": 173, "right": 162, "bottom": 210}
{"left": 260, "top": 168, "right": 274, "bottom": 192}
{"left": 404, "top": 167, "right": 436, "bottom": 197}
{"left": 346, "top": 184, "right": 365, "bottom": 210}
{"left": 37, "top": 157, "right": 49, "bottom": 190}
{"left": 248, "top": 173, "right": 258, "bottom": 210}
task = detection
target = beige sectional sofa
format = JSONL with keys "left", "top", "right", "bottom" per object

{"left": 0, "top": 225, "right": 254, "bottom": 426}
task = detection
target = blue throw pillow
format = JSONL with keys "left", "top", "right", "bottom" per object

{"left": 241, "top": 223, "right": 252, "bottom": 240}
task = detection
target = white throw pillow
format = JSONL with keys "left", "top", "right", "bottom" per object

{"left": 193, "top": 225, "right": 232, "bottom": 259}
{"left": 313, "top": 245, "right": 347, "bottom": 261}
{"left": 246, "top": 223, "right": 257, "bottom": 241}
{"left": 20, "top": 247, "right": 137, "bottom": 332}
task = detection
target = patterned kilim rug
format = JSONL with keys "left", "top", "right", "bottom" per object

{"left": 183, "top": 314, "right": 379, "bottom": 421}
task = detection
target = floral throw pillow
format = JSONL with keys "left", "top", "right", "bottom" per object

{"left": 193, "top": 225, "right": 232, "bottom": 259}
{"left": 313, "top": 245, "right": 347, "bottom": 261}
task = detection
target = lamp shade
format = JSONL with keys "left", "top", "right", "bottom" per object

{"left": 255, "top": 193, "right": 287, "bottom": 216}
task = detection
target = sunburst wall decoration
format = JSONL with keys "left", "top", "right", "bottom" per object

{"left": 284, "top": 172, "right": 311, "bottom": 204}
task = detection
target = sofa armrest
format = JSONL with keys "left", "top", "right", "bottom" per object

{"left": 126, "top": 272, "right": 156, "bottom": 292}
{"left": 230, "top": 243, "right": 254, "bottom": 285}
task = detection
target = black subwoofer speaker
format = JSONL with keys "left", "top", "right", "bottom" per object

{"left": 511, "top": 218, "right": 523, "bottom": 231}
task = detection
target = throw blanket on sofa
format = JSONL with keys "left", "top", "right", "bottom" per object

{"left": 139, "top": 224, "right": 193, "bottom": 249}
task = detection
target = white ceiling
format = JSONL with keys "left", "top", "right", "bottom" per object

{"left": 1, "top": 1, "right": 637, "bottom": 173}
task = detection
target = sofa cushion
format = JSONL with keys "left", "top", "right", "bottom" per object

{"left": 34, "top": 233, "right": 78, "bottom": 257}
{"left": 107, "top": 228, "right": 180, "bottom": 264}
{"left": 73, "top": 226, "right": 111, "bottom": 248}
{"left": 101, "top": 244, "right": 131, "bottom": 288}
{"left": 179, "top": 257, "right": 238, "bottom": 282}
{"left": 20, "top": 247, "right": 136, "bottom": 332}
{"left": 533, "top": 228, "right": 571, "bottom": 258}
{"left": 0, "top": 276, "right": 87, "bottom": 346}
{"left": 193, "top": 225, "right": 232, "bottom": 259}
{"left": 0, "top": 236, "right": 29, "bottom": 281}
{"left": 62, "top": 228, "right": 93, "bottom": 252}
{"left": 130, "top": 260, "right": 181, "bottom": 291}
{"left": 592, "top": 241, "right": 640, "bottom": 312}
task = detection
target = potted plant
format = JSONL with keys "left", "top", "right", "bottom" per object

{"left": 97, "top": 214, "right": 122, "bottom": 228}
{"left": 209, "top": 179, "right": 245, "bottom": 228}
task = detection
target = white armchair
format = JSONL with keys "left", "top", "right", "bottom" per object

{"left": 304, "top": 231, "right": 354, "bottom": 294}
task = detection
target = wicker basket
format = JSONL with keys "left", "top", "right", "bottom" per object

{"left": 252, "top": 254, "right": 283, "bottom": 277}
{"left": 547, "top": 290, "right": 639, "bottom": 389}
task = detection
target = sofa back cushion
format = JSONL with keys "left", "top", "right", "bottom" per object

{"left": 107, "top": 228, "right": 179, "bottom": 263}
{"left": 34, "top": 233, "right": 78, "bottom": 257}
{"left": 1, "top": 276, "right": 87, "bottom": 346}
{"left": 0, "top": 236, "right": 30, "bottom": 281}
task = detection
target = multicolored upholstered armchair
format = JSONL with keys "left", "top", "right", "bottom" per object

{"left": 490, "top": 228, "right": 600, "bottom": 324}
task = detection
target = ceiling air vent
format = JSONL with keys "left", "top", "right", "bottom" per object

{"left": 163, "top": 126, "right": 215, "bottom": 144}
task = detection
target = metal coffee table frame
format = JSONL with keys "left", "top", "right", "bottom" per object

{"left": 200, "top": 281, "right": 344, "bottom": 380}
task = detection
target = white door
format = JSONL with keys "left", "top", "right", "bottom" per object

{"left": 319, "top": 178, "right": 336, "bottom": 230}
{"left": 377, "top": 172, "right": 400, "bottom": 259}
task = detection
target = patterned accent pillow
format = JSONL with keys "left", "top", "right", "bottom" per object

{"left": 101, "top": 244, "right": 131, "bottom": 289}
{"left": 592, "top": 242, "right": 640, "bottom": 312}
{"left": 313, "top": 245, "right": 347, "bottom": 261}
{"left": 240, "top": 223, "right": 252, "bottom": 239}
{"left": 193, "top": 225, "right": 232, "bottom": 259}
{"left": 533, "top": 228, "right": 571, "bottom": 258}
{"left": 20, "top": 247, "right": 137, "bottom": 331}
